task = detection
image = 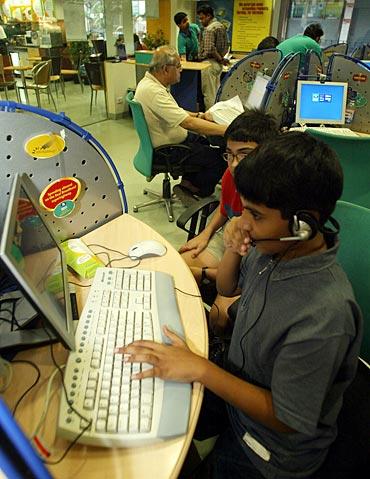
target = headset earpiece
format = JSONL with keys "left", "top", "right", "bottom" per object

{"left": 287, "top": 211, "right": 319, "bottom": 241}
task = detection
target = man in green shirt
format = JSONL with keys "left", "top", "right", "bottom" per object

{"left": 174, "top": 12, "right": 200, "bottom": 62}
{"left": 278, "top": 23, "right": 323, "bottom": 63}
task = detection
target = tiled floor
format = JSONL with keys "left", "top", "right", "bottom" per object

{"left": 3, "top": 79, "right": 219, "bottom": 250}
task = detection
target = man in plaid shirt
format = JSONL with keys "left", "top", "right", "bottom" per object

{"left": 197, "top": 4, "right": 229, "bottom": 110}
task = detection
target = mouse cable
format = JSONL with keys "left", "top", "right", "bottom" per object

{"left": 31, "top": 364, "right": 66, "bottom": 439}
{"left": 41, "top": 323, "right": 92, "bottom": 465}
{"left": 174, "top": 287, "right": 202, "bottom": 298}
{"left": 0, "top": 356, "right": 13, "bottom": 393}
{"left": 11, "top": 360, "right": 41, "bottom": 417}
{"left": 68, "top": 282, "right": 92, "bottom": 288}
{"left": 87, "top": 243, "right": 130, "bottom": 258}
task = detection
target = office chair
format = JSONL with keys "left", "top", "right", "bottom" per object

{"left": 176, "top": 197, "right": 220, "bottom": 241}
{"left": 312, "top": 199, "right": 370, "bottom": 477}
{"left": 17, "top": 60, "right": 57, "bottom": 112}
{"left": 0, "top": 54, "right": 20, "bottom": 101}
{"left": 126, "top": 91, "right": 194, "bottom": 222}
{"left": 85, "top": 62, "right": 107, "bottom": 116}
{"left": 306, "top": 130, "right": 370, "bottom": 208}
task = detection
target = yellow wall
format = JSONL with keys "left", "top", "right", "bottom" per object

{"left": 146, "top": 0, "right": 171, "bottom": 44}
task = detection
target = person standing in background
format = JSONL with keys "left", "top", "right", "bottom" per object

{"left": 277, "top": 23, "right": 323, "bottom": 62}
{"left": 174, "top": 12, "right": 200, "bottom": 61}
{"left": 197, "top": 4, "right": 229, "bottom": 110}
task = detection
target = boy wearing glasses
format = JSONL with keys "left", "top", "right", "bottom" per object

{"left": 179, "top": 110, "right": 279, "bottom": 333}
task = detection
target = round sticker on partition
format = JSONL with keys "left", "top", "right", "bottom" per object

{"left": 24, "top": 133, "right": 66, "bottom": 158}
{"left": 40, "top": 177, "right": 81, "bottom": 211}
{"left": 53, "top": 200, "right": 76, "bottom": 218}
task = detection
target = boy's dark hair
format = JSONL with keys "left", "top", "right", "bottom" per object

{"left": 257, "top": 36, "right": 279, "bottom": 50}
{"left": 197, "top": 5, "right": 214, "bottom": 17}
{"left": 304, "top": 23, "right": 324, "bottom": 40}
{"left": 224, "top": 109, "right": 279, "bottom": 145}
{"left": 174, "top": 12, "right": 187, "bottom": 26}
{"left": 234, "top": 132, "right": 343, "bottom": 223}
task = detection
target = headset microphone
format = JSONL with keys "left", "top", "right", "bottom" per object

{"left": 250, "top": 211, "right": 340, "bottom": 247}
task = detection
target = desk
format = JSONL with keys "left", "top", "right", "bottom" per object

{"left": 171, "top": 61, "right": 211, "bottom": 111}
{"left": 4, "top": 64, "right": 32, "bottom": 103}
{"left": 2, "top": 214, "right": 207, "bottom": 479}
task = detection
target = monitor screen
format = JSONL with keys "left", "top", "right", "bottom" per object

{"left": 295, "top": 81, "right": 348, "bottom": 125}
{"left": 0, "top": 398, "right": 52, "bottom": 479}
{"left": 245, "top": 73, "right": 270, "bottom": 110}
{"left": 0, "top": 174, "right": 75, "bottom": 351}
{"left": 361, "top": 60, "right": 370, "bottom": 68}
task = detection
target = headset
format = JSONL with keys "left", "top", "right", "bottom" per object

{"left": 251, "top": 210, "right": 340, "bottom": 246}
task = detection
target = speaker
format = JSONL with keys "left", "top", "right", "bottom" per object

{"left": 286, "top": 211, "right": 319, "bottom": 241}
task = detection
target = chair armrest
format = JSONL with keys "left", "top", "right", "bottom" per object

{"left": 176, "top": 197, "right": 220, "bottom": 241}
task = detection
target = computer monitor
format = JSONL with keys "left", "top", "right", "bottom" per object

{"left": 0, "top": 174, "right": 75, "bottom": 351}
{"left": 245, "top": 72, "right": 270, "bottom": 110}
{"left": 295, "top": 80, "right": 348, "bottom": 125}
{"left": 0, "top": 398, "right": 52, "bottom": 479}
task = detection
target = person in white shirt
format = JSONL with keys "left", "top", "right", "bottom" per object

{"left": 135, "top": 45, "right": 227, "bottom": 198}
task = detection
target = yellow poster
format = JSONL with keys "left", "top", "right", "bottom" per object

{"left": 232, "top": 0, "right": 273, "bottom": 52}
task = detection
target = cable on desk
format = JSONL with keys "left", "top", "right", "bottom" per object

{"left": 11, "top": 360, "right": 41, "bottom": 417}
{"left": 68, "top": 282, "right": 92, "bottom": 288}
{"left": 87, "top": 243, "right": 141, "bottom": 268}
{"left": 174, "top": 287, "right": 202, "bottom": 298}
{"left": 40, "top": 323, "right": 92, "bottom": 464}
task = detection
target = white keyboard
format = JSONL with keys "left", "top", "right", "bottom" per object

{"left": 58, "top": 267, "right": 191, "bottom": 447}
{"left": 290, "top": 126, "right": 359, "bottom": 137}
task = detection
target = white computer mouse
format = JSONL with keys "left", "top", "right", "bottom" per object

{"left": 128, "top": 240, "right": 167, "bottom": 259}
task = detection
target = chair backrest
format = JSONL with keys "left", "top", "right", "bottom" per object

{"left": 85, "top": 62, "right": 104, "bottom": 88}
{"left": 327, "top": 54, "right": 370, "bottom": 134}
{"left": 33, "top": 60, "right": 51, "bottom": 86}
{"left": 216, "top": 48, "right": 282, "bottom": 104}
{"left": 305, "top": 130, "right": 370, "bottom": 208}
{"left": 126, "top": 91, "right": 153, "bottom": 177}
{"left": 50, "top": 56, "right": 62, "bottom": 76}
{"left": 0, "top": 54, "right": 5, "bottom": 81}
{"left": 333, "top": 201, "right": 370, "bottom": 363}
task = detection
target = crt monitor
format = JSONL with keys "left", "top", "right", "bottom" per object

{"left": 0, "top": 174, "right": 75, "bottom": 351}
{"left": 295, "top": 80, "right": 348, "bottom": 125}
{"left": 0, "top": 398, "right": 52, "bottom": 479}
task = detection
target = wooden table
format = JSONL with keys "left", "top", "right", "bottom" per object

{"left": 4, "top": 64, "right": 32, "bottom": 103}
{"left": 2, "top": 214, "right": 207, "bottom": 479}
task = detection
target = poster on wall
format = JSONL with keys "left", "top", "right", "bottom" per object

{"left": 232, "top": 0, "right": 273, "bottom": 52}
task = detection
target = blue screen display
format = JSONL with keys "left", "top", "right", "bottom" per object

{"left": 362, "top": 60, "right": 370, "bottom": 68}
{"left": 298, "top": 83, "right": 346, "bottom": 123}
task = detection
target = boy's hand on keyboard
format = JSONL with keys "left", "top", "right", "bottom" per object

{"left": 117, "top": 326, "right": 206, "bottom": 383}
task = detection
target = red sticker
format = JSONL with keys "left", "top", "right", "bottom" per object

{"left": 353, "top": 74, "right": 367, "bottom": 82}
{"left": 39, "top": 177, "right": 81, "bottom": 211}
{"left": 283, "top": 72, "right": 291, "bottom": 80}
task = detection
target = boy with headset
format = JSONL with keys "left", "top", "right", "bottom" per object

{"left": 118, "top": 132, "right": 362, "bottom": 478}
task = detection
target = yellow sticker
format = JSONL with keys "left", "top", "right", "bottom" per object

{"left": 24, "top": 133, "right": 66, "bottom": 158}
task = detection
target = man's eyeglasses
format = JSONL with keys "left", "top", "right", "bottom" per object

{"left": 222, "top": 149, "right": 255, "bottom": 163}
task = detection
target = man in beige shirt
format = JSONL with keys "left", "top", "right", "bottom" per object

{"left": 135, "top": 45, "right": 227, "bottom": 198}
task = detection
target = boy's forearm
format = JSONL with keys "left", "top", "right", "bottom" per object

{"left": 216, "top": 249, "right": 242, "bottom": 296}
{"left": 197, "top": 360, "right": 294, "bottom": 433}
